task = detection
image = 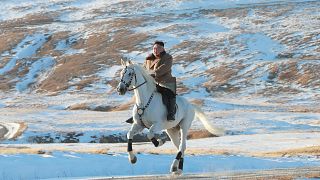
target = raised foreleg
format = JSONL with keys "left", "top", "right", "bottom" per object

{"left": 147, "top": 124, "right": 166, "bottom": 147}
{"left": 127, "top": 123, "right": 144, "bottom": 164}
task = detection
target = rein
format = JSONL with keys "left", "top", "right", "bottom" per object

{"left": 120, "top": 66, "right": 147, "bottom": 91}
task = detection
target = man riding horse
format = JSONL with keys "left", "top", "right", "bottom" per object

{"left": 118, "top": 49, "right": 224, "bottom": 174}
{"left": 126, "top": 41, "right": 176, "bottom": 122}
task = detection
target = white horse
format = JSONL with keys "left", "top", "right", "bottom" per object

{"left": 117, "top": 59, "right": 224, "bottom": 174}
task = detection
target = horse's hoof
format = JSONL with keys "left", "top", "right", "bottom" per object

{"left": 130, "top": 156, "right": 137, "bottom": 164}
{"left": 171, "top": 169, "right": 182, "bottom": 176}
{"left": 170, "top": 166, "right": 177, "bottom": 173}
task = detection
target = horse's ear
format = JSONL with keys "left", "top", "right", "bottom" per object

{"left": 120, "top": 58, "right": 126, "bottom": 67}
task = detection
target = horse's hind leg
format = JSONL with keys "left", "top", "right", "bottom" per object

{"left": 170, "top": 112, "right": 193, "bottom": 175}
{"left": 170, "top": 126, "right": 188, "bottom": 175}
{"left": 127, "top": 123, "right": 144, "bottom": 164}
{"left": 166, "top": 127, "right": 180, "bottom": 150}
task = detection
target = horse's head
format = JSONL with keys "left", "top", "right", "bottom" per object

{"left": 117, "top": 58, "right": 135, "bottom": 95}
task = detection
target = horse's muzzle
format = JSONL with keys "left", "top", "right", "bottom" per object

{"left": 117, "top": 84, "right": 127, "bottom": 95}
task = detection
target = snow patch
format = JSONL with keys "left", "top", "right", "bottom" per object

{"left": 55, "top": 34, "right": 86, "bottom": 55}
{"left": 236, "top": 33, "right": 285, "bottom": 61}
{"left": 0, "top": 122, "right": 21, "bottom": 140}
{"left": 16, "top": 57, "right": 55, "bottom": 92}
{"left": 0, "top": 33, "right": 50, "bottom": 75}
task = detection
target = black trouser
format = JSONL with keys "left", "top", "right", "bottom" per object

{"left": 156, "top": 84, "right": 176, "bottom": 120}
{"left": 156, "top": 84, "right": 175, "bottom": 104}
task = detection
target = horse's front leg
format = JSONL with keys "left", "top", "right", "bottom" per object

{"left": 127, "top": 123, "right": 144, "bottom": 164}
{"left": 147, "top": 124, "right": 166, "bottom": 147}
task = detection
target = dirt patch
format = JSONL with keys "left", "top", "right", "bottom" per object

{"left": 187, "top": 129, "right": 217, "bottom": 139}
{"left": 278, "top": 61, "right": 299, "bottom": 82}
{"left": 0, "top": 13, "right": 56, "bottom": 30}
{"left": 112, "top": 97, "right": 135, "bottom": 111}
{"left": 190, "top": 99, "right": 204, "bottom": 106}
{"left": 0, "top": 146, "right": 41, "bottom": 154}
{"left": 202, "top": 7, "right": 248, "bottom": 19}
{"left": 204, "top": 63, "right": 243, "bottom": 93}
{"left": 0, "top": 145, "right": 110, "bottom": 155}
{"left": 0, "top": 31, "right": 26, "bottom": 54}
{"left": 257, "top": 146, "right": 320, "bottom": 157}
{"left": 69, "top": 104, "right": 116, "bottom": 112}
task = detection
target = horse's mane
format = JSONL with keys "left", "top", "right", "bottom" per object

{"left": 132, "top": 63, "right": 156, "bottom": 92}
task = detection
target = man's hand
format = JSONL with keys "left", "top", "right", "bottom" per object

{"left": 148, "top": 70, "right": 155, "bottom": 78}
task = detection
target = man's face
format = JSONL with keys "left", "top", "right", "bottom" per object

{"left": 153, "top": 44, "right": 164, "bottom": 57}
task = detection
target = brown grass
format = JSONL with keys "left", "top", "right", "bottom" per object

{"left": 67, "top": 103, "right": 91, "bottom": 110}
{"left": 0, "top": 1, "right": 319, "bottom": 107}
{"left": 0, "top": 145, "right": 110, "bottom": 155}
{"left": 190, "top": 99, "right": 204, "bottom": 106}
{"left": 187, "top": 129, "right": 217, "bottom": 139}
{"left": 297, "top": 63, "right": 320, "bottom": 86}
{"left": 204, "top": 62, "right": 243, "bottom": 93}
{"left": 37, "top": 17, "right": 150, "bottom": 92}
{"left": 256, "top": 146, "right": 320, "bottom": 157}
{"left": 0, "top": 13, "right": 56, "bottom": 29}
{"left": 112, "top": 97, "right": 135, "bottom": 111}
{"left": 0, "top": 31, "right": 26, "bottom": 54}
{"left": 257, "top": 5, "right": 294, "bottom": 18}
{"left": 0, "top": 146, "right": 42, "bottom": 154}
{"left": 0, "top": 12, "right": 152, "bottom": 93}
{"left": 278, "top": 62, "right": 299, "bottom": 81}
{"left": 204, "top": 8, "right": 248, "bottom": 19}
{"left": 66, "top": 96, "right": 135, "bottom": 111}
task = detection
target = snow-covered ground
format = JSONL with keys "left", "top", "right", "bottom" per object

{"left": 0, "top": 0, "right": 319, "bottom": 179}
{"left": 1, "top": 151, "right": 319, "bottom": 180}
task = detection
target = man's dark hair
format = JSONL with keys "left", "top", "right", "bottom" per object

{"left": 154, "top": 41, "right": 164, "bottom": 47}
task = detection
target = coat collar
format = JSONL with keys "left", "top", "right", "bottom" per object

{"left": 146, "top": 51, "right": 166, "bottom": 60}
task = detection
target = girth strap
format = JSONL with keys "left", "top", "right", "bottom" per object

{"left": 136, "top": 92, "right": 154, "bottom": 126}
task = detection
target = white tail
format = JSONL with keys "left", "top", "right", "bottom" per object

{"left": 193, "top": 105, "right": 225, "bottom": 136}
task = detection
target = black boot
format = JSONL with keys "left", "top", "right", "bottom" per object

{"left": 167, "top": 97, "right": 176, "bottom": 121}
{"left": 126, "top": 117, "right": 133, "bottom": 124}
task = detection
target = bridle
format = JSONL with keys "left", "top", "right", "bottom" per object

{"left": 120, "top": 66, "right": 147, "bottom": 91}
{"left": 120, "top": 65, "right": 154, "bottom": 127}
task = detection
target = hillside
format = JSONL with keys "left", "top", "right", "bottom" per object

{"left": 0, "top": 0, "right": 319, "bottom": 111}
{"left": 0, "top": 0, "right": 319, "bottom": 179}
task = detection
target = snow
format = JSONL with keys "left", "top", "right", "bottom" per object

{"left": 120, "top": 50, "right": 147, "bottom": 64}
{"left": 96, "top": 65, "right": 122, "bottom": 79}
{"left": 236, "top": 33, "right": 285, "bottom": 61}
{"left": 0, "top": 0, "right": 319, "bottom": 179}
{"left": 0, "top": 34, "right": 50, "bottom": 75}
{"left": 16, "top": 57, "right": 55, "bottom": 92}
{"left": 182, "top": 75, "right": 207, "bottom": 87}
{"left": 0, "top": 151, "right": 319, "bottom": 180}
{"left": 0, "top": 123, "right": 21, "bottom": 140}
